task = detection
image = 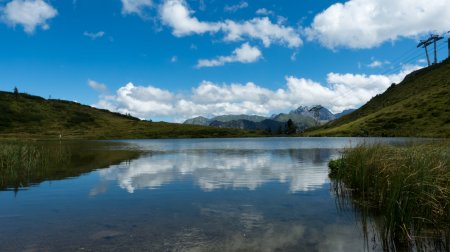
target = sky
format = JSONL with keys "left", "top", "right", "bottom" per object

{"left": 0, "top": 0, "right": 449, "bottom": 122}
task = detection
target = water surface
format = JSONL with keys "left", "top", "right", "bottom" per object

{"left": 0, "top": 137, "right": 415, "bottom": 251}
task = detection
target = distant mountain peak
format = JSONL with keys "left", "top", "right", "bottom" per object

{"left": 289, "top": 105, "right": 335, "bottom": 121}
{"left": 183, "top": 116, "right": 211, "bottom": 126}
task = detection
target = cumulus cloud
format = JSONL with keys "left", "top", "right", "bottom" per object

{"left": 159, "top": 0, "right": 220, "bottom": 36}
{"left": 121, "top": 0, "right": 153, "bottom": 16}
{"left": 95, "top": 82, "right": 175, "bottom": 118}
{"left": 305, "top": 0, "right": 450, "bottom": 49}
{"left": 196, "top": 43, "right": 262, "bottom": 68}
{"left": 1, "top": 0, "right": 57, "bottom": 33}
{"left": 93, "top": 65, "right": 421, "bottom": 121}
{"left": 88, "top": 79, "right": 108, "bottom": 93}
{"left": 224, "top": 2, "right": 248, "bottom": 13}
{"left": 159, "top": 0, "right": 301, "bottom": 48}
{"left": 83, "top": 31, "right": 105, "bottom": 40}
{"left": 221, "top": 17, "right": 301, "bottom": 48}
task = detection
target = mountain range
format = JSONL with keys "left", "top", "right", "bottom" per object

{"left": 183, "top": 105, "right": 354, "bottom": 133}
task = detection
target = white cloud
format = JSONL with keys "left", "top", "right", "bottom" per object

{"left": 88, "top": 79, "right": 108, "bottom": 93}
{"left": 367, "top": 59, "right": 390, "bottom": 68}
{"left": 221, "top": 17, "right": 301, "bottom": 48}
{"left": 121, "top": 0, "right": 153, "bottom": 16}
{"left": 170, "top": 55, "right": 177, "bottom": 62}
{"left": 305, "top": 0, "right": 450, "bottom": 49}
{"left": 256, "top": 8, "right": 273, "bottom": 16}
{"left": 224, "top": 2, "right": 248, "bottom": 13}
{"left": 1, "top": 0, "right": 57, "bottom": 33}
{"left": 367, "top": 60, "right": 382, "bottom": 68}
{"left": 196, "top": 43, "right": 262, "bottom": 68}
{"left": 93, "top": 65, "right": 421, "bottom": 121}
{"left": 83, "top": 31, "right": 105, "bottom": 40}
{"left": 159, "top": 0, "right": 301, "bottom": 48}
{"left": 95, "top": 82, "right": 174, "bottom": 118}
{"left": 159, "top": 0, "right": 220, "bottom": 36}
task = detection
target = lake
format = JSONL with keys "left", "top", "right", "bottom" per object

{"left": 0, "top": 137, "right": 416, "bottom": 251}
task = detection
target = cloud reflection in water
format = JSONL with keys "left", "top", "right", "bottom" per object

{"left": 96, "top": 148, "right": 338, "bottom": 193}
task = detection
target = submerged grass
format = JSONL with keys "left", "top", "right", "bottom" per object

{"left": 329, "top": 141, "right": 450, "bottom": 251}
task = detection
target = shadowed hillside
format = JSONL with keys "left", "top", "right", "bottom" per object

{"left": 305, "top": 59, "right": 450, "bottom": 137}
{"left": 0, "top": 91, "right": 264, "bottom": 139}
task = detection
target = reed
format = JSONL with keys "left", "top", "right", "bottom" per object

{"left": 0, "top": 142, "right": 71, "bottom": 189}
{"left": 0, "top": 141, "right": 143, "bottom": 190}
{"left": 329, "top": 141, "right": 450, "bottom": 251}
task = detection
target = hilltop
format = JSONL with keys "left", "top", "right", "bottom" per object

{"left": 0, "top": 91, "right": 264, "bottom": 140}
{"left": 305, "top": 60, "right": 450, "bottom": 137}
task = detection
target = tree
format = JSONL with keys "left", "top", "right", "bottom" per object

{"left": 286, "top": 119, "right": 297, "bottom": 135}
{"left": 13, "top": 87, "right": 19, "bottom": 99}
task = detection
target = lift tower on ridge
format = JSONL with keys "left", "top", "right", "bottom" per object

{"left": 417, "top": 34, "right": 443, "bottom": 66}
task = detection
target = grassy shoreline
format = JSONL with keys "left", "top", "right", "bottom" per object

{"left": 0, "top": 141, "right": 142, "bottom": 190}
{"left": 329, "top": 141, "right": 450, "bottom": 250}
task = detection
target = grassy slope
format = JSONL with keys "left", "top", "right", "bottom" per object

{"left": 0, "top": 91, "right": 264, "bottom": 139}
{"left": 273, "top": 113, "right": 317, "bottom": 130}
{"left": 305, "top": 60, "right": 450, "bottom": 137}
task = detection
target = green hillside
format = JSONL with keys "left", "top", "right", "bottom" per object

{"left": 305, "top": 59, "right": 450, "bottom": 137}
{"left": 273, "top": 113, "right": 317, "bottom": 130}
{"left": 0, "top": 91, "right": 264, "bottom": 139}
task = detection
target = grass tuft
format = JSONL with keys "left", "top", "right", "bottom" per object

{"left": 329, "top": 141, "right": 450, "bottom": 250}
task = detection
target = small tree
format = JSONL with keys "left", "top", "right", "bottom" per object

{"left": 13, "top": 87, "right": 19, "bottom": 99}
{"left": 286, "top": 119, "right": 297, "bottom": 135}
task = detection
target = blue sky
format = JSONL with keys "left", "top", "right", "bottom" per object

{"left": 0, "top": 0, "right": 449, "bottom": 121}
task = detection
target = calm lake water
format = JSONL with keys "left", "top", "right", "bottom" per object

{"left": 0, "top": 137, "right": 417, "bottom": 251}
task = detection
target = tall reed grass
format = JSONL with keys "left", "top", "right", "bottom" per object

{"left": 0, "top": 141, "right": 143, "bottom": 190}
{"left": 0, "top": 142, "right": 70, "bottom": 189}
{"left": 329, "top": 141, "right": 450, "bottom": 251}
